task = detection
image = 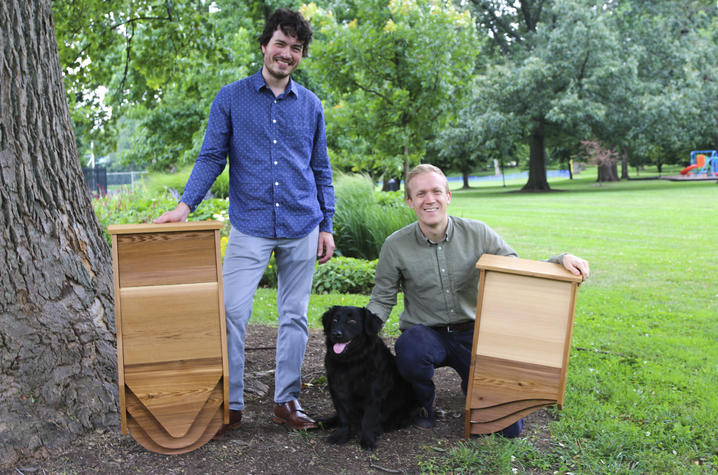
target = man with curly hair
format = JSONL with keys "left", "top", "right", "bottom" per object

{"left": 156, "top": 8, "right": 334, "bottom": 434}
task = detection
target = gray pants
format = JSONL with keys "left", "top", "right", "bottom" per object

{"left": 222, "top": 226, "right": 318, "bottom": 410}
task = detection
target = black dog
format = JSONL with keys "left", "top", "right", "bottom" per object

{"left": 320, "top": 306, "right": 418, "bottom": 450}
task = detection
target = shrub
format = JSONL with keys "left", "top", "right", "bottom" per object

{"left": 312, "top": 257, "right": 377, "bottom": 295}
{"left": 92, "top": 187, "right": 229, "bottom": 245}
{"left": 333, "top": 174, "right": 415, "bottom": 260}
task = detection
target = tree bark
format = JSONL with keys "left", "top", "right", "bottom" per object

{"left": 1, "top": 0, "right": 119, "bottom": 467}
{"left": 597, "top": 162, "right": 619, "bottom": 182}
{"left": 620, "top": 148, "right": 629, "bottom": 180}
{"left": 522, "top": 121, "right": 551, "bottom": 191}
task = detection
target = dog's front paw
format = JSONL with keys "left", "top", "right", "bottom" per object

{"left": 316, "top": 413, "right": 338, "bottom": 429}
{"left": 359, "top": 435, "right": 377, "bottom": 451}
{"left": 327, "top": 427, "right": 351, "bottom": 445}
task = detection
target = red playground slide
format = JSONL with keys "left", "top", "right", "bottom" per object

{"left": 680, "top": 164, "right": 700, "bottom": 175}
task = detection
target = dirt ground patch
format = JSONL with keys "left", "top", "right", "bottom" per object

{"left": 10, "top": 325, "right": 555, "bottom": 474}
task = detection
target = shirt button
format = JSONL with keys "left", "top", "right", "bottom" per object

{"left": 275, "top": 203, "right": 279, "bottom": 207}
{"left": 441, "top": 268, "right": 445, "bottom": 272}
{"left": 438, "top": 246, "right": 442, "bottom": 250}
{"left": 272, "top": 119, "right": 277, "bottom": 123}
{"left": 446, "top": 290, "right": 450, "bottom": 293}
{"left": 273, "top": 161, "right": 278, "bottom": 165}
{"left": 273, "top": 139, "right": 277, "bottom": 144}
{"left": 274, "top": 181, "right": 279, "bottom": 186}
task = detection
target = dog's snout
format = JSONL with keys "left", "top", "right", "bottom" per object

{"left": 331, "top": 329, "right": 343, "bottom": 339}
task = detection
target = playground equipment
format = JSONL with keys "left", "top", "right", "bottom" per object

{"left": 681, "top": 150, "right": 718, "bottom": 177}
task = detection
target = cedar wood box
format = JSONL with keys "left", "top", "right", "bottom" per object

{"left": 108, "top": 221, "right": 229, "bottom": 454}
{"left": 465, "top": 254, "right": 583, "bottom": 437}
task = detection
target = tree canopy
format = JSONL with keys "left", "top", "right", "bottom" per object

{"left": 302, "top": 0, "right": 477, "bottom": 182}
{"left": 52, "top": 0, "right": 718, "bottom": 187}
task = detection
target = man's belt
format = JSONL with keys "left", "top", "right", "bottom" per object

{"left": 430, "top": 321, "right": 474, "bottom": 333}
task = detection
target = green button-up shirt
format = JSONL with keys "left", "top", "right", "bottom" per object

{"left": 367, "top": 216, "right": 563, "bottom": 330}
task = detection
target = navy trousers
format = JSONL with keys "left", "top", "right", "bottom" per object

{"left": 394, "top": 324, "right": 523, "bottom": 437}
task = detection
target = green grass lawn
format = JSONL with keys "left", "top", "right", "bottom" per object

{"left": 252, "top": 172, "right": 718, "bottom": 473}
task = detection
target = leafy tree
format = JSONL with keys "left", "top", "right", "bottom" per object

{"left": 53, "top": 0, "right": 265, "bottom": 170}
{"left": 303, "top": 0, "right": 478, "bottom": 182}
{"left": 433, "top": 75, "right": 523, "bottom": 188}
{"left": 468, "top": 0, "right": 626, "bottom": 190}
{"left": 596, "top": 0, "right": 718, "bottom": 177}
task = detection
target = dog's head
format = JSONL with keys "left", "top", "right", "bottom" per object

{"left": 321, "top": 306, "right": 383, "bottom": 356}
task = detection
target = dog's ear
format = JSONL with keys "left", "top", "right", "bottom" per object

{"left": 321, "top": 306, "right": 337, "bottom": 333}
{"left": 363, "top": 308, "right": 383, "bottom": 336}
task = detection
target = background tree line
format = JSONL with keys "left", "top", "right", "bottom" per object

{"left": 53, "top": 0, "right": 718, "bottom": 190}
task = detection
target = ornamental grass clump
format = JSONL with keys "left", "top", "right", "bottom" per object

{"left": 332, "top": 173, "right": 415, "bottom": 260}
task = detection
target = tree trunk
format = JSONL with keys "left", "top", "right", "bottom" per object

{"left": 522, "top": 122, "right": 551, "bottom": 191}
{"left": 621, "top": 149, "right": 629, "bottom": 180}
{"left": 1, "top": 0, "right": 119, "bottom": 467}
{"left": 597, "top": 162, "right": 619, "bottom": 182}
{"left": 462, "top": 171, "right": 470, "bottom": 189}
{"left": 403, "top": 144, "right": 411, "bottom": 187}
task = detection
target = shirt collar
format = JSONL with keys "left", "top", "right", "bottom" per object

{"left": 414, "top": 216, "right": 453, "bottom": 246}
{"left": 251, "top": 69, "right": 299, "bottom": 98}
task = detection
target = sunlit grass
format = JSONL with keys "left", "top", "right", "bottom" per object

{"left": 251, "top": 172, "right": 717, "bottom": 473}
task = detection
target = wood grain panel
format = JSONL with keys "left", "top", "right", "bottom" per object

{"left": 476, "top": 272, "right": 573, "bottom": 367}
{"left": 127, "top": 406, "right": 223, "bottom": 455}
{"left": 467, "top": 404, "right": 547, "bottom": 435}
{"left": 467, "top": 399, "right": 553, "bottom": 422}
{"left": 125, "top": 381, "right": 223, "bottom": 448}
{"left": 109, "top": 221, "right": 223, "bottom": 235}
{"left": 212, "top": 230, "right": 230, "bottom": 425}
{"left": 111, "top": 234, "right": 128, "bottom": 434}
{"left": 475, "top": 254, "right": 583, "bottom": 283}
{"left": 116, "top": 231, "right": 218, "bottom": 287}
{"left": 120, "top": 283, "right": 222, "bottom": 365}
{"left": 469, "top": 355, "right": 561, "bottom": 408}
{"left": 124, "top": 358, "right": 222, "bottom": 438}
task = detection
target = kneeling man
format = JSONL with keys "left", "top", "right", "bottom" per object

{"left": 366, "top": 164, "right": 590, "bottom": 435}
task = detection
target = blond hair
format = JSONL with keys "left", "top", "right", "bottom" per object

{"left": 405, "top": 164, "right": 449, "bottom": 199}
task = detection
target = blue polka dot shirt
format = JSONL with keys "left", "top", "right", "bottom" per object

{"left": 181, "top": 69, "right": 334, "bottom": 238}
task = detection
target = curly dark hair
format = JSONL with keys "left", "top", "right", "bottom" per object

{"left": 258, "top": 8, "right": 313, "bottom": 57}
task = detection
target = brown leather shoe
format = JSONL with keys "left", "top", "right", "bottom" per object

{"left": 273, "top": 400, "right": 318, "bottom": 430}
{"left": 213, "top": 409, "right": 242, "bottom": 439}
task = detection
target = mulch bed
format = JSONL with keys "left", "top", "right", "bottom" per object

{"left": 11, "top": 325, "right": 555, "bottom": 474}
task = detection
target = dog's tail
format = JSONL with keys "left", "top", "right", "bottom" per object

{"left": 316, "top": 413, "right": 339, "bottom": 429}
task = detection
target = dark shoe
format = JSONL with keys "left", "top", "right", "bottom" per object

{"left": 413, "top": 406, "right": 435, "bottom": 429}
{"left": 273, "top": 400, "right": 318, "bottom": 430}
{"left": 213, "top": 409, "right": 242, "bottom": 439}
{"left": 498, "top": 418, "right": 524, "bottom": 438}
